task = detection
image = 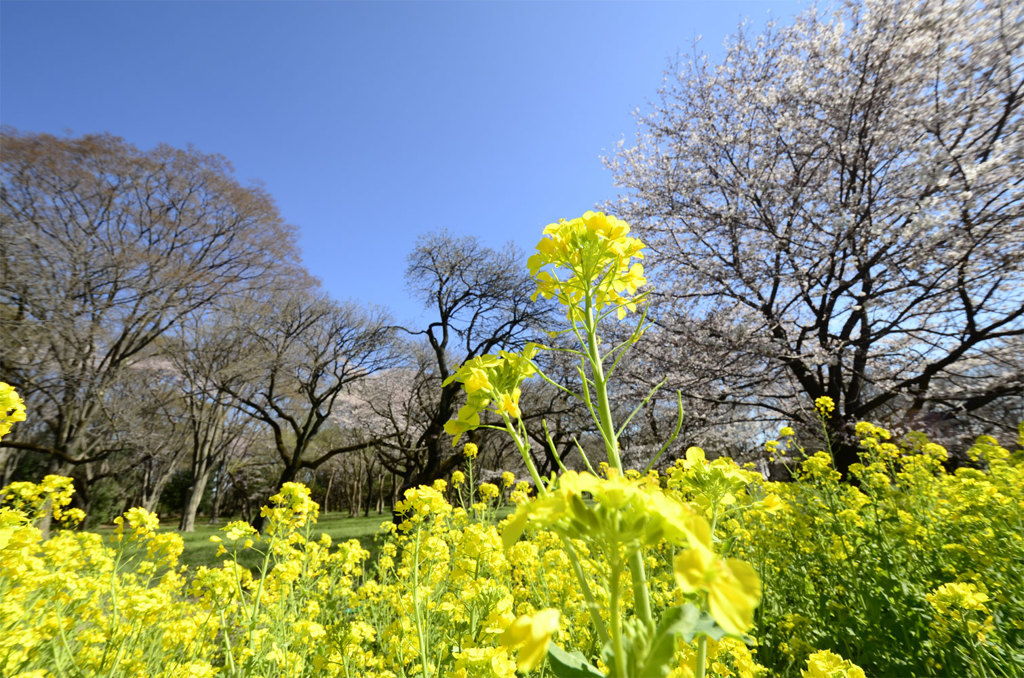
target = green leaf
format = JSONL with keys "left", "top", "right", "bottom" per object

{"left": 632, "top": 605, "right": 732, "bottom": 678}
{"left": 547, "top": 643, "right": 605, "bottom": 678}
{"left": 636, "top": 605, "right": 694, "bottom": 676}
{"left": 684, "top": 613, "right": 729, "bottom": 644}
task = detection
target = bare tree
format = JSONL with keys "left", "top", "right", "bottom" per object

{"left": 351, "top": 349, "right": 437, "bottom": 494}
{"left": 212, "top": 291, "right": 397, "bottom": 512}
{"left": 383, "top": 231, "right": 553, "bottom": 499}
{"left": 158, "top": 314, "right": 260, "bottom": 532}
{"left": 607, "top": 0, "right": 1024, "bottom": 472}
{"left": 107, "top": 360, "right": 192, "bottom": 512}
{"left": 0, "top": 130, "right": 303, "bottom": 489}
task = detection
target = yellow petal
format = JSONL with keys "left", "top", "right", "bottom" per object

{"left": 464, "top": 368, "right": 491, "bottom": 393}
{"left": 708, "top": 559, "right": 761, "bottom": 635}
{"left": 502, "top": 509, "right": 530, "bottom": 550}
{"left": 516, "top": 641, "right": 548, "bottom": 672}
{"left": 673, "top": 547, "right": 713, "bottom": 593}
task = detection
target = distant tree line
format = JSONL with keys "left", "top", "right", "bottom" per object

{"left": 0, "top": 129, "right": 598, "bottom": 528}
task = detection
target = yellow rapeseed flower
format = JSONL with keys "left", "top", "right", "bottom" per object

{"left": 814, "top": 396, "right": 835, "bottom": 417}
{"left": 926, "top": 582, "right": 990, "bottom": 616}
{"left": 495, "top": 389, "right": 522, "bottom": 418}
{"left": 500, "top": 608, "right": 560, "bottom": 672}
{"left": 478, "top": 483, "right": 500, "bottom": 501}
{"left": 801, "top": 649, "right": 866, "bottom": 678}
{"left": 674, "top": 546, "right": 761, "bottom": 635}
{"left": 0, "top": 382, "right": 27, "bottom": 440}
{"left": 526, "top": 211, "right": 647, "bottom": 318}
{"left": 464, "top": 368, "right": 492, "bottom": 394}
{"left": 443, "top": 348, "right": 538, "bottom": 444}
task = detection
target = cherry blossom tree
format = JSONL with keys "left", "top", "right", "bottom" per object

{"left": 607, "top": 0, "right": 1024, "bottom": 471}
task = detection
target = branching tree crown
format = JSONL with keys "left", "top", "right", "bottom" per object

{"left": 0, "top": 130, "right": 303, "bottom": 472}
{"left": 607, "top": 0, "right": 1023, "bottom": 470}
{"left": 384, "top": 230, "right": 553, "bottom": 496}
{"left": 212, "top": 291, "right": 397, "bottom": 494}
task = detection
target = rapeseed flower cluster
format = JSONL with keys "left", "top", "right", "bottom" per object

{"left": 442, "top": 347, "right": 540, "bottom": 444}
{"left": 733, "top": 423, "right": 1024, "bottom": 677}
{"left": 1, "top": 474, "right": 84, "bottom": 527}
{"left": 801, "top": 649, "right": 866, "bottom": 678}
{"left": 925, "top": 582, "right": 995, "bottom": 645}
{"left": 0, "top": 468, "right": 372, "bottom": 678}
{"left": 0, "top": 382, "right": 26, "bottom": 439}
{"left": 527, "top": 211, "right": 647, "bottom": 320}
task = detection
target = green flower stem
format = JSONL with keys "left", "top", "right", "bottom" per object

{"left": 557, "top": 534, "right": 611, "bottom": 647}
{"left": 583, "top": 301, "right": 622, "bottom": 472}
{"left": 628, "top": 550, "right": 653, "bottom": 626}
{"left": 530, "top": 359, "right": 584, "bottom": 402}
{"left": 695, "top": 634, "right": 708, "bottom": 678}
{"left": 583, "top": 295, "right": 653, "bottom": 628}
{"left": 53, "top": 601, "right": 83, "bottom": 676}
{"left": 412, "top": 524, "right": 431, "bottom": 678}
{"left": 609, "top": 557, "right": 628, "bottom": 678}
{"left": 542, "top": 420, "right": 571, "bottom": 475}
{"left": 249, "top": 537, "right": 274, "bottom": 634}
{"left": 502, "top": 413, "right": 546, "bottom": 494}
{"left": 218, "top": 610, "right": 237, "bottom": 674}
{"left": 584, "top": 290, "right": 656, "bottom": 639}
{"left": 101, "top": 540, "right": 127, "bottom": 672}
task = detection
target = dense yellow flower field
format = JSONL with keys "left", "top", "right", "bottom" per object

{"left": 2, "top": 424, "right": 1021, "bottom": 677}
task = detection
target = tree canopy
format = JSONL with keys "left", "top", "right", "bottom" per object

{"left": 1, "top": 130, "right": 303, "bottom": 477}
{"left": 608, "top": 0, "right": 1024, "bottom": 470}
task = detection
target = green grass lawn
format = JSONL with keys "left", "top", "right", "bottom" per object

{"left": 91, "top": 504, "right": 517, "bottom": 574}
{"left": 93, "top": 511, "right": 390, "bottom": 572}
{"left": 194, "top": 512, "right": 390, "bottom": 571}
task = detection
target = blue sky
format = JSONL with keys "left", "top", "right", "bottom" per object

{"left": 2, "top": 0, "right": 803, "bottom": 327}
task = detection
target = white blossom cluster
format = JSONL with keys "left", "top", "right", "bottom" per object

{"left": 606, "top": 0, "right": 1023, "bottom": 448}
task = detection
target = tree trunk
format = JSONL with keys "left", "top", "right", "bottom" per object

{"left": 0, "top": 447, "right": 23, "bottom": 487}
{"left": 349, "top": 476, "right": 362, "bottom": 517}
{"left": 832, "top": 436, "right": 860, "bottom": 480}
{"left": 362, "top": 463, "right": 375, "bottom": 517}
{"left": 208, "top": 462, "right": 225, "bottom": 525}
{"left": 375, "top": 470, "right": 387, "bottom": 514}
{"left": 323, "top": 467, "right": 337, "bottom": 515}
{"left": 139, "top": 457, "right": 178, "bottom": 513}
{"left": 179, "top": 467, "right": 214, "bottom": 532}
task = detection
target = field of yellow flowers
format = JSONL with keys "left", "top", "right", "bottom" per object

{"left": 3, "top": 213, "right": 1022, "bottom": 677}
{"left": 2, "top": 425, "right": 1021, "bottom": 677}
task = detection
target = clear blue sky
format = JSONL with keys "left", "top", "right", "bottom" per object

{"left": 2, "top": 0, "right": 803, "bottom": 326}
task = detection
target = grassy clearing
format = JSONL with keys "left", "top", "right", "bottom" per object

{"left": 91, "top": 511, "right": 389, "bottom": 571}
{"left": 88, "top": 503, "right": 517, "bottom": 573}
